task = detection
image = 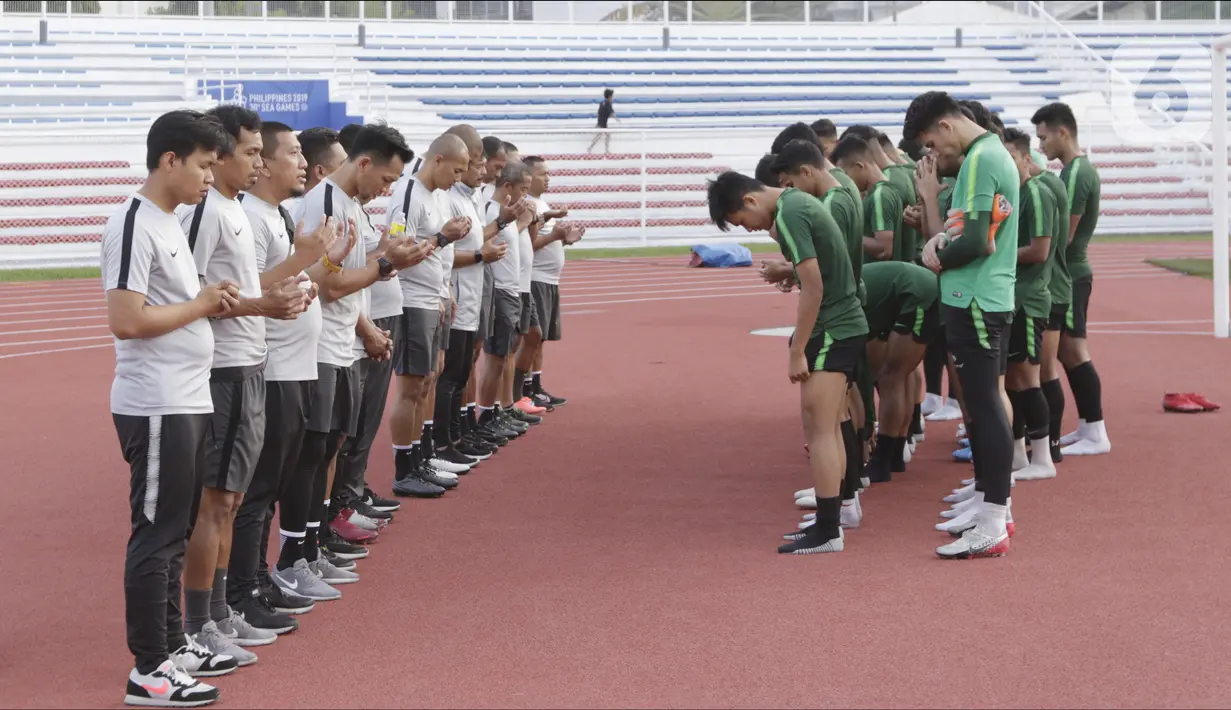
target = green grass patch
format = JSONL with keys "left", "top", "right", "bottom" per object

{"left": 1147, "top": 258, "right": 1230, "bottom": 280}
{"left": 0, "top": 266, "right": 102, "bottom": 283}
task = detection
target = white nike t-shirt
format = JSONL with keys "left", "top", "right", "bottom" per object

{"left": 176, "top": 187, "right": 267, "bottom": 369}
{"left": 447, "top": 183, "right": 485, "bottom": 332}
{"left": 292, "top": 178, "right": 366, "bottom": 369}
{"left": 242, "top": 192, "right": 322, "bottom": 383}
{"left": 530, "top": 196, "right": 566, "bottom": 286}
{"left": 102, "top": 194, "right": 214, "bottom": 416}
{"left": 388, "top": 176, "right": 448, "bottom": 311}
{"left": 484, "top": 198, "right": 521, "bottom": 293}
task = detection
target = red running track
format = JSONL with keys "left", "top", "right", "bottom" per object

{"left": 1, "top": 242, "right": 1230, "bottom": 708}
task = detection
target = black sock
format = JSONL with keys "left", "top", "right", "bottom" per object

{"left": 458, "top": 406, "right": 470, "bottom": 438}
{"left": 479, "top": 406, "right": 495, "bottom": 425}
{"left": 421, "top": 422, "right": 435, "bottom": 454}
{"left": 395, "top": 447, "right": 414, "bottom": 481}
{"left": 840, "top": 420, "right": 859, "bottom": 500}
{"left": 1064, "top": 361, "right": 1104, "bottom": 423}
{"left": 532, "top": 372, "right": 542, "bottom": 394}
{"left": 889, "top": 436, "right": 907, "bottom": 472}
{"left": 814, "top": 496, "right": 843, "bottom": 540}
{"left": 1007, "top": 389, "right": 1027, "bottom": 441}
{"left": 1042, "top": 378, "right": 1066, "bottom": 459}
{"left": 304, "top": 523, "right": 320, "bottom": 563}
{"left": 909, "top": 403, "right": 923, "bottom": 436}
{"left": 514, "top": 368, "right": 527, "bottom": 399}
{"left": 1020, "top": 386, "right": 1050, "bottom": 442}
{"left": 523, "top": 374, "right": 534, "bottom": 399}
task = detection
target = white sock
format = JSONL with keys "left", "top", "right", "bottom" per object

{"left": 1029, "top": 436, "right": 1054, "bottom": 467}
{"left": 1086, "top": 420, "right": 1108, "bottom": 441}
{"left": 977, "top": 501, "right": 1008, "bottom": 537}
{"left": 1012, "top": 438, "right": 1029, "bottom": 470}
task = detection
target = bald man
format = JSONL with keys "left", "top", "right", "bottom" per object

{"left": 387, "top": 133, "right": 472, "bottom": 498}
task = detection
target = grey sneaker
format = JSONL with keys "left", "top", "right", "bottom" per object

{"left": 311, "top": 556, "right": 360, "bottom": 585}
{"left": 192, "top": 620, "right": 257, "bottom": 667}
{"left": 216, "top": 607, "right": 277, "bottom": 648}
{"left": 272, "top": 559, "right": 342, "bottom": 601}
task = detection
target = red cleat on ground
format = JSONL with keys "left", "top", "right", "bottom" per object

{"left": 330, "top": 514, "right": 378, "bottom": 544}
{"left": 1183, "top": 393, "right": 1221, "bottom": 411}
{"left": 1163, "top": 393, "right": 1204, "bottom": 413}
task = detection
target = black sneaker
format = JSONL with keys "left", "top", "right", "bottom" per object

{"left": 497, "top": 410, "right": 529, "bottom": 433}
{"left": 392, "top": 472, "right": 446, "bottom": 498}
{"left": 436, "top": 444, "right": 479, "bottom": 468}
{"left": 508, "top": 407, "right": 542, "bottom": 426}
{"left": 363, "top": 486, "right": 400, "bottom": 513}
{"left": 457, "top": 437, "right": 494, "bottom": 460}
{"left": 531, "top": 392, "right": 556, "bottom": 412}
{"left": 258, "top": 570, "right": 315, "bottom": 615}
{"left": 236, "top": 587, "right": 298, "bottom": 635}
{"left": 322, "top": 527, "right": 371, "bottom": 559}
{"left": 321, "top": 547, "right": 356, "bottom": 571}
{"left": 351, "top": 498, "right": 394, "bottom": 522}
{"left": 539, "top": 389, "right": 567, "bottom": 407}
{"left": 420, "top": 462, "right": 459, "bottom": 490}
{"left": 482, "top": 416, "right": 520, "bottom": 440}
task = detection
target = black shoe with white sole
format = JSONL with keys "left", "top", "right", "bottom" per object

{"left": 363, "top": 487, "right": 401, "bottom": 513}
{"left": 258, "top": 571, "right": 315, "bottom": 615}
{"left": 321, "top": 528, "right": 369, "bottom": 560}
{"left": 234, "top": 589, "right": 298, "bottom": 635}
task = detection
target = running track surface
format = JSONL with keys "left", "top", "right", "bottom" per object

{"left": 2, "top": 241, "right": 1230, "bottom": 708}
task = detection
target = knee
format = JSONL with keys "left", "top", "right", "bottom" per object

{"left": 398, "top": 377, "right": 424, "bottom": 402}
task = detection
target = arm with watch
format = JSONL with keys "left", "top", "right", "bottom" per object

{"left": 317, "top": 232, "right": 433, "bottom": 302}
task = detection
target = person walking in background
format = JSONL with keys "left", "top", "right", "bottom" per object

{"left": 587, "top": 89, "right": 616, "bottom": 154}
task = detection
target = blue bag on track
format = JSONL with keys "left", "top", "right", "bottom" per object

{"left": 689, "top": 243, "right": 753, "bottom": 268}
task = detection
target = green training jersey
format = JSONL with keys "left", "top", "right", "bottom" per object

{"left": 820, "top": 184, "right": 865, "bottom": 305}
{"left": 1036, "top": 170, "right": 1071, "bottom": 306}
{"left": 941, "top": 131, "right": 1019, "bottom": 313}
{"left": 884, "top": 164, "right": 921, "bottom": 260}
{"left": 861, "top": 261, "right": 939, "bottom": 337}
{"left": 1060, "top": 154, "right": 1100, "bottom": 282}
{"left": 774, "top": 188, "right": 869, "bottom": 342}
{"left": 862, "top": 180, "right": 908, "bottom": 263}
{"left": 830, "top": 167, "right": 864, "bottom": 230}
{"left": 1016, "top": 175, "right": 1056, "bottom": 318}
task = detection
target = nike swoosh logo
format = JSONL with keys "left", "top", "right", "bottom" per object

{"left": 170, "top": 250, "right": 179, "bottom": 257}
{"left": 283, "top": 579, "right": 298, "bottom": 590}
{"left": 142, "top": 681, "right": 171, "bottom": 695}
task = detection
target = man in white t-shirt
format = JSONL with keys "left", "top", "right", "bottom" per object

{"left": 475, "top": 161, "right": 538, "bottom": 439}
{"left": 385, "top": 133, "right": 472, "bottom": 498}
{"left": 228, "top": 120, "right": 353, "bottom": 624}
{"left": 177, "top": 105, "right": 311, "bottom": 664}
{"left": 517, "top": 156, "right": 583, "bottom": 410}
{"left": 433, "top": 127, "right": 508, "bottom": 463}
{"left": 105, "top": 109, "right": 238, "bottom": 708}
{"left": 272, "top": 124, "right": 427, "bottom": 599}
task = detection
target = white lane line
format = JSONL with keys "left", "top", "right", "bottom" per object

{"left": 0, "top": 323, "right": 109, "bottom": 337}
{"left": 564, "top": 291, "right": 781, "bottom": 307}
{"left": 0, "top": 343, "right": 113, "bottom": 360}
{"left": 0, "top": 314, "right": 109, "bottom": 327}
{"left": 0, "top": 334, "right": 112, "bottom": 348}
{"left": 562, "top": 284, "right": 767, "bottom": 299}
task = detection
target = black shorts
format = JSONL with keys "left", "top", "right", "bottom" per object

{"left": 891, "top": 302, "right": 940, "bottom": 344}
{"left": 484, "top": 288, "right": 521, "bottom": 357}
{"left": 478, "top": 266, "right": 494, "bottom": 341}
{"left": 1064, "top": 277, "right": 1092, "bottom": 338}
{"left": 307, "top": 362, "right": 362, "bottom": 437}
{"left": 394, "top": 306, "right": 444, "bottom": 377}
{"left": 519, "top": 291, "right": 535, "bottom": 333}
{"left": 943, "top": 302, "right": 1012, "bottom": 376}
{"left": 204, "top": 365, "right": 266, "bottom": 493}
{"left": 531, "top": 281, "right": 561, "bottom": 341}
{"left": 1008, "top": 310, "right": 1047, "bottom": 365}
{"left": 803, "top": 331, "right": 865, "bottom": 381}
{"left": 1046, "top": 302, "right": 1068, "bottom": 332}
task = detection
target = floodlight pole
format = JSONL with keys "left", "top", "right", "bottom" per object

{"left": 1213, "top": 36, "right": 1230, "bottom": 338}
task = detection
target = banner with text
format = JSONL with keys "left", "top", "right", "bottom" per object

{"left": 199, "top": 79, "right": 360, "bottom": 130}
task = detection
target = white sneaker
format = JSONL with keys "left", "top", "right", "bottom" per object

{"left": 956, "top": 423, "right": 967, "bottom": 440}
{"left": 346, "top": 509, "right": 384, "bottom": 532}
{"left": 926, "top": 398, "right": 962, "bottom": 421}
{"left": 936, "top": 497, "right": 982, "bottom": 532}
{"left": 795, "top": 495, "right": 817, "bottom": 510}
{"left": 903, "top": 441, "right": 913, "bottom": 463}
{"left": 124, "top": 659, "right": 219, "bottom": 707}
{"left": 944, "top": 483, "right": 977, "bottom": 504}
{"left": 430, "top": 456, "right": 472, "bottom": 475}
{"left": 921, "top": 392, "right": 944, "bottom": 416}
{"left": 794, "top": 487, "right": 814, "bottom": 500}
{"left": 170, "top": 635, "right": 237, "bottom": 678}
{"left": 961, "top": 477, "right": 975, "bottom": 486}
{"left": 1059, "top": 420, "right": 1087, "bottom": 446}
{"left": 802, "top": 512, "right": 816, "bottom": 522}
{"left": 936, "top": 524, "right": 1010, "bottom": 559}
{"left": 942, "top": 492, "right": 982, "bottom": 518}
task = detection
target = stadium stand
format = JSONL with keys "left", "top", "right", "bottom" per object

{"left": 0, "top": 3, "right": 1225, "bottom": 267}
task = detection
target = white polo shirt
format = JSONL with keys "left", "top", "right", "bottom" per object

{"left": 388, "top": 176, "right": 448, "bottom": 311}
{"left": 484, "top": 198, "right": 521, "bottom": 294}
{"left": 176, "top": 187, "right": 267, "bottom": 369}
{"left": 447, "top": 182, "right": 485, "bottom": 332}
{"left": 530, "top": 196, "right": 566, "bottom": 286}
{"left": 364, "top": 206, "right": 404, "bottom": 322}
{"left": 292, "top": 177, "right": 366, "bottom": 369}
{"left": 242, "top": 192, "right": 322, "bottom": 382}
{"left": 102, "top": 194, "right": 214, "bottom": 416}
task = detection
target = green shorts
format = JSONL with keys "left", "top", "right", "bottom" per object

{"left": 803, "top": 331, "right": 865, "bottom": 381}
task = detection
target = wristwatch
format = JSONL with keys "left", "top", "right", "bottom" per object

{"left": 473, "top": 249, "right": 484, "bottom": 264}
{"left": 434, "top": 231, "right": 451, "bottom": 248}
{"left": 496, "top": 218, "right": 510, "bottom": 231}
{"left": 377, "top": 256, "right": 395, "bottom": 280}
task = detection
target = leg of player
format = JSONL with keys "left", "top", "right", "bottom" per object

{"left": 514, "top": 324, "right": 547, "bottom": 414}
{"left": 1011, "top": 315, "right": 1056, "bottom": 481}
{"left": 391, "top": 308, "right": 449, "bottom": 497}
{"left": 863, "top": 337, "right": 893, "bottom": 483}
{"left": 423, "top": 345, "right": 468, "bottom": 479}
{"left": 1058, "top": 279, "right": 1110, "bottom": 455}
{"left": 883, "top": 323, "right": 929, "bottom": 474}
{"left": 308, "top": 432, "right": 362, "bottom": 587}
{"left": 937, "top": 305, "right": 1013, "bottom": 559}
{"left": 780, "top": 335, "right": 864, "bottom": 555}
{"left": 1041, "top": 303, "right": 1067, "bottom": 463}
